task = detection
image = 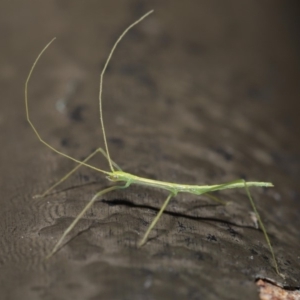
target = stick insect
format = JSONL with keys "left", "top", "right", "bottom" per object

{"left": 25, "top": 10, "right": 283, "bottom": 277}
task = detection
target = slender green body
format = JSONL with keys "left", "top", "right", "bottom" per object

{"left": 25, "top": 10, "right": 283, "bottom": 277}
{"left": 108, "top": 171, "right": 273, "bottom": 195}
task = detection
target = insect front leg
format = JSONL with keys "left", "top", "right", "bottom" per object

{"left": 34, "top": 147, "right": 122, "bottom": 198}
{"left": 46, "top": 183, "right": 128, "bottom": 259}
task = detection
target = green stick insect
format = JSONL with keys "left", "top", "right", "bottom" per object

{"left": 25, "top": 10, "right": 283, "bottom": 277}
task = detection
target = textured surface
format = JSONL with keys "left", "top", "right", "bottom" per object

{"left": 1, "top": 1, "right": 300, "bottom": 299}
{"left": 257, "top": 280, "right": 300, "bottom": 300}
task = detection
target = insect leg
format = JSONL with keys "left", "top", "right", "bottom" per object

{"left": 205, "top": 193, "right": 227, "bottom": 205}
{"left": 34, "top": 147, "right": 123, "bottom": 198}
{"left": 34, "top": 148, "right": 100, "bottom": 198}
{"left": 138, "top": 192, "right": 175, "bottom": 247}
{"left": 242, "top": 180, "right": 283, "bottom": 277}
{"left": 46, "top": 183, "right": 128, "bottom": 259}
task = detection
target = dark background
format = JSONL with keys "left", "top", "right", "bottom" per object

{"left": 0, "top": 1, "right": 300, "bottom": 299}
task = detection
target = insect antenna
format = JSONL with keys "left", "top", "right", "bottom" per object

{"left": 98, "top": 10, "right": 154, "bottom": 172}
{"left": 25, "top": 38, "right": 110, "bottom": 175}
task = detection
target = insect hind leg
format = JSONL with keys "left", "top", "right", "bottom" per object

{"left": 205, "top": 193, "right": 227, "bottom": 205}
{"left": 242, "top": 180, "right": 283, "bottom": 277}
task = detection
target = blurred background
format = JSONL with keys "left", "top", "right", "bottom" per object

{"left": 0, "top": 1, "right": 299, "bottom": 299}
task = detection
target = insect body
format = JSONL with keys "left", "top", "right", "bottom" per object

{"left": 25, "top": 10, "right": 283, "bottom": 277}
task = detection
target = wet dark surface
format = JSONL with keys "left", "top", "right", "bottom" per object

{"left": 1, "top": 1, "right": 300, "bottom": 299}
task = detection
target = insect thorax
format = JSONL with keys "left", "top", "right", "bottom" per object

{"left": 107, "top": 171, "right": 137, "bottom": 183}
